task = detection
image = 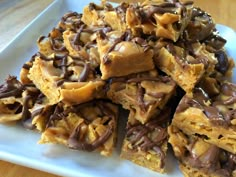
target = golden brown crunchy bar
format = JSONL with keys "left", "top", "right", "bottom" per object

{"left": 28, "top": 53, "right": 105, "bottom": 105}
{"left": 172, "top": 81, "right": 236, "bottom": 154}
{"left": 168, "top": 125, "right": 236, "bottom": 177}
{"left": 107, "top": 70, "right": 176, "bottom": 124}
{"left": 39, "top": 100, "right": 118, "bottom": 156}
{"left": 154, "top": 41, "right": 218, "bottom": 94}
{"left": 97, "top": 30, "right": 155, "bottom": 80}
{"left": 0, "top": 76, "right": 45, "bottom": 128}
{"left": 120, "top": 107, "right": 171, "bottom": 173}
{"left": 126, "top": 0, "right": 193, "bottom": 41}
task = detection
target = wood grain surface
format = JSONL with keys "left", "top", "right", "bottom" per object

{"left": 0, "top": 0, "right": 235, "bottom": 176}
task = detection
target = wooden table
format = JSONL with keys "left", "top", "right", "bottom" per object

{"left": 0, "top": 0, "right": 235, "bottom": 176}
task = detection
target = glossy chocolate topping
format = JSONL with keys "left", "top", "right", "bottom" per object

{"left": 21, "top": 95, "right": 35, "bottom": 129}
{"left": 184, "top": 137, "right": 236, "bottom": 177}
{"left": 50, "top": 38, "right": 67, "bottom": 52}
{"left": 127, "top": 109, "right": 170, "bottom": 167}
{"left": 78, "top": 63, "right": 90, "bottom": 82}
{"left": 37, "top": 51, "right": 93, "bottom": 85}
{"left": 68, "top": 124, "right": 113, "bottom": 152}
{"left": 131, "top": 37, "right": 151, "bottom": 52}
{"left": 72, "top": 24, "right": 86, "bottom": 50}
{"left": 60, "top": 11, "right": 83, "bottom": 31}
{"left": 66, "top": 101, "right": 115, "bottom": 151}
{"left": 61, "top": 12, "right": 79, "bottom": 22}
{"left": 204, "top": 30, "right": 227, "bottom": 50}
{"left": 186, "top": 7, "right": 215, "bottom": 42}
{"left": 177, "top": 83, "right": 236, "bottom": 127}
{"left": 215, "top": 50, "right": 229, "bottom": 74}
{"left": 43, "top": 101, "right": 116, "bottom": 151}
{"left": 0, "top": 76, "right": 24, "bottom": 99}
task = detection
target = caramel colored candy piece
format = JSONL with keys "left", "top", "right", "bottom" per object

{"left": 39, "top": 101, "right": 118, "bottom": 156}
{"left": 0, "top": 76, "right": 43, "bottom": 128}
{"left": 155, "top": 42, "right": 217, "bottom": 94}
{"left": 168, "top": 125, "right": 236, "bottom": 177}
{"left": 172, "top": 82, "right": 236, "bottom": 154}
{"left": 126, "top": 1, "right": 192, "bottom": 42}
{"left": 120, "top": 108, "right": 171, "bottom": 173}
{"left": 107, "top": 70, "right": 176, "bottom": 124}
{"left": 82, "top": 2, "right": 127, "bottom": 31}
{"left": 97, "top": 31, "right": 154, "bottom": 80}
{"left": 0, "top": 76, "right": 24, "bottom": 123}
{"left": 28, "top": 54, "right": 105, "bottom": 105}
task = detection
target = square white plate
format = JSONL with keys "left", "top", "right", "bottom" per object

{"left": 0, "top": 0, "right": 236, "bottom": 177}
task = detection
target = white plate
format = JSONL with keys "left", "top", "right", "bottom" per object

{"left": 0, "top": 1, "right": 235, "bottom": 177}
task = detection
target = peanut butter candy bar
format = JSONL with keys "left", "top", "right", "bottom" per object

{"left": 107, "top": 70, "right": 176, "bottom": 124}
{"left": 121, "top": 107, "right": 171, "bottom": 173}
{"left": 39, "top": 100, "right": 118, "bottom": 156}
{"left": 168, "top": 125, "right": 236, "bottom": 177}
{"left": 172, "top": 81, "right": 236, "bottom": 154}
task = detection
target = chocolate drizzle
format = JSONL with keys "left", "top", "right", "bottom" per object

{"left": 72, "top": 24, "right": 86, "bottom": 50}
{"left": 50, "top": 38, "right": 67, "bottom": 52}
{"left": 60, "top": 11, "right": 83, "bottom": 31}
{"left": 134, "top": 0, "right": 194, "bottom": 23}
{"left": 184, "top": 136, "right": 236, "bottom": 177}
{"left": 177, "top": 83, "right": 236, "bottom": 127}
{"left": 215, "top": 50, "right": 229, "bottom": 74}
{"left": 185, "top": 7, "right": 215, "bottom": 42}
{"left": 132, "top": 37, "right": 151, "bottom": 52}
{"left": 78, "top": 63, "right": 90, "bottom": 82}
{"left": 61, "top": 12, "right": 79, "bottom": 22}
{"left": 127, "top": 77, "right": 166, "bottom": 83}
{"left": 0, "top": 76, "right": 24, "bottom": 99}
{"left": 66, "top": 101, "right": 116, "bottom": 152}
{"left": 38, "top": 36, "right": 46, "bottom": 43}
{"left": 126, "top": 109, "right": 170, "bottom": 167}
{"left": 21, "top": 94, "right": 35, "bottom": 129}
{"left": 37, "top": 52, "right": 93, "bottom": 85}
{"left": 68, "top": 124, "right": 113, "bottom": 151}
{"left": 46, "top": 103, "right": 65, "bottom": 128}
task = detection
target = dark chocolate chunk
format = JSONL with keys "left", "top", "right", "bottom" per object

{"left": 215, "top": 50, "right": 229, "bottom": 74}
